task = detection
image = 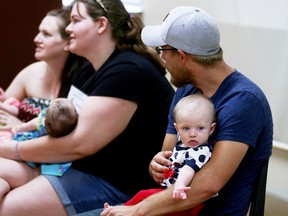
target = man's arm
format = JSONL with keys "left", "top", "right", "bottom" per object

{"left": 161, "top": 133, "right": 177, "bottom": 151}
{"left": 101, "top": 140, "right": 249, "bottom": 216}
{"left": 140, "top": 140, "right": 249, "bottom": 215}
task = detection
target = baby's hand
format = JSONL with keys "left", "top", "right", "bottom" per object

{"left": 172, "top": 186, "right": 191, "bottom": 200}
{"left": 103, "top": 202, "right": 112, "bottom": 210}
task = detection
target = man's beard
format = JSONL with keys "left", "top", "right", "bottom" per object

{"left": 170, "top": 76, "right": 190, "bottom": 88}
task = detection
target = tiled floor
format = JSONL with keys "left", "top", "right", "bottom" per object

{"left": 264, "top": 193, "right": 288, "bottom": 216}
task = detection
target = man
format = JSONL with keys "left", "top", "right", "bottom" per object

{"left": 101, "top": 6, "right": 273, "bottom": 216}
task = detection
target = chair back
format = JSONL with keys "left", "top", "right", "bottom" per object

{"left": 249, "top": 159, "right": 269, "bottom": 216}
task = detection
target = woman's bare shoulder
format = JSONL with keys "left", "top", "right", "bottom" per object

{"left": 19, "top": 61, "right": 46, "bottom": 76}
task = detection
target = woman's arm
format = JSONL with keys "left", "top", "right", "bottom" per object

{"left": 0, "top": 96, "right": 137, "bottom": 163}
{"left": 0, "top": 87, "right": 5, "bottom": 102}
{"left": 4, "top": 67, "right": 30, "bottom": 101}
{"left": 0, "top": 102, "right": 19, "bottom": 116}
{"left": 0, "top": 113, "right": 23, "bottom": 128}
{"left": 0, "top": 63, "right": 38, "bottom": 127}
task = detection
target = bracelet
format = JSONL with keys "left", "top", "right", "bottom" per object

{"left": 14, "top": 141, "right": 23, "bottom": 162}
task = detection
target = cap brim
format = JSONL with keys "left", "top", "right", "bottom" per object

{"left": 141, "top": 25, "right": 166, "bottom": 47}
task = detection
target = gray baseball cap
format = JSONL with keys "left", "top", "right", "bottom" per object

{"left": 141, "top": 6, "right": 220, "bottom": 56}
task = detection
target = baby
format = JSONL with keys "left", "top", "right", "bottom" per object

{"left": 0, "top": 98, "right": 78, "bottom": 199}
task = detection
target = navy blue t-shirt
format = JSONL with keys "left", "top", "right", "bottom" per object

{"left": 167, "top": 71, "right": 273, "bottom": 215}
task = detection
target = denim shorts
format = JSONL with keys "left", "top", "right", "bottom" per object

{"left": 44, "top": 168, "right": 131, "bottom": 215}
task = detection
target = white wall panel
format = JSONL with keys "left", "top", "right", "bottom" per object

{"left": 143, "top": 0, "right": 288, "bottom": 143}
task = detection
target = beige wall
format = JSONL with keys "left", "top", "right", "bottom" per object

{"left": 142, "top": 0, "right": 288, "bottom": 144}
{"left": 268, "top": 142, "right": 288, "bottom": 202}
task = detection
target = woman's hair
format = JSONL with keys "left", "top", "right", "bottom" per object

{"left": 46, "top": 8, "right": 87, "bottom": 97}
{"left": 46, "top": 8, "right": 70, "bottom": 40}
{"left": 69, "top": 0, "right": 166, "bottom": 75}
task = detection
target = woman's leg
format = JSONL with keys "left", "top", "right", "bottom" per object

{"left": 0, "top": 167, "right": 131, "bottom": 216}
{"left": 45, "top": 169, "right": 131, "bottom": 215}
{"left": 0, "top": 178, "right": 10, "bottom": 200}
{"left": 0, "top": 158, "right": 39, "bottom": 200}
{"left": 0, "top": 158, "right": 63, "bottom": 215}
{"left": 0, "top": 175, "right": 67, "bottom": 216}
{"left": 0, "top": 158, "right": 39, "bottom": 188}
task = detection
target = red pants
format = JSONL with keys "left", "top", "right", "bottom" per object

{"left": 125, "top": 188, "right": 203, "bottom": 216}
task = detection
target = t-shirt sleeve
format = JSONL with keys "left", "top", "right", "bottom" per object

{"left": 185, "top": 146, "right": 212, "bottom": 172}
{"left": 215, "top": 91, "right": 266, "bottom": 148}
{"left": 89, "top": 62, "right": 144, "bottom": 103}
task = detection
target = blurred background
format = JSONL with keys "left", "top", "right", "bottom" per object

{"left": 0, "top": 0, "right": 62, "bottom": 89}
{"left": 1, "top": 1, "right": 287, "bottom": 215}
{"left": 0, "top": 0, "right": 142, "bottom": 90}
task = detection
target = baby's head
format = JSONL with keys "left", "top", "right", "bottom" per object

{"left": 173, "top": 94, "right": 216, "bottom": 147}
{"left": 173, "top": 94, "right": 215, "bottom": 124}
{"left": 45, "top": 98, "right": 78, "bottom": 137}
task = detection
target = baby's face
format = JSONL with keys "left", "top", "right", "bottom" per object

{"left": 175, "top": 107, "right": 215, "bottom": 148}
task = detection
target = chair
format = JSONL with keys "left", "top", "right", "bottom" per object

{"left": 249, "top": 159, "right": 269, "bottom": 216}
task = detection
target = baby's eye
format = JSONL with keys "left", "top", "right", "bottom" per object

{"left": 197, "top": 127, "right": 204, "bottom": 131}
{"left": 183, "top": 127, "right": 189, "bottom": 131}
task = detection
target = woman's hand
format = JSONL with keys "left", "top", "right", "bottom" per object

{"left": 0, "top": 110, "right": 22, "bottom": 127}
{"left": 0, "top": 110, "right": 9, "bottom": 126}
{"left": 0, "top": 87, "right": 5, "bottom": 102}
{"left": 149, "top": 151, "right": 173, "bottom": 184}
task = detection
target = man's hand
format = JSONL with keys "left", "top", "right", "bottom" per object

{"left": 101, "top": 203, "right": 139, "bottom": 216}
{"left": 149, "top": 151, "right": 173, "bottom": 184}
